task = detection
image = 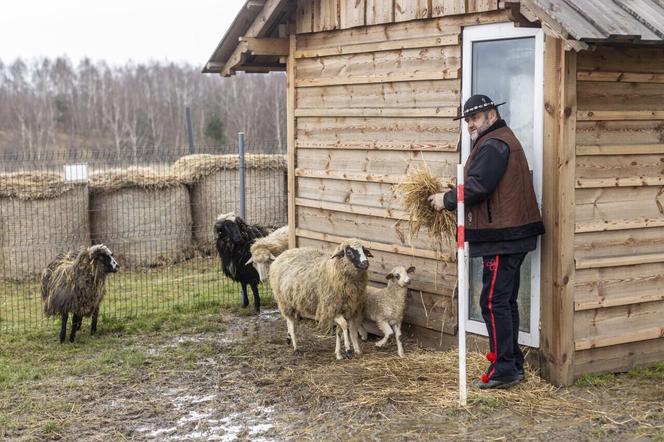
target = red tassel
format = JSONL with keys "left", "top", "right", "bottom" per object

{"left": 481, "top": 374, "right": 490, "bottom": 383}
{"left": 486, "top": 352, "right": 496, "bottom": 363}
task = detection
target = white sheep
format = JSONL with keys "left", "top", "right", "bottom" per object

{"left": 269, "top": 239, "right": 372, "bottom": 360}
{"left": 358, "top": 266, "right": 415, "bottom": 357}
{"left": 246, "top": 225, "right": 288, "bottom": 281}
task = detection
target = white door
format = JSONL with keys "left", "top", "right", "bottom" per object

{"left": 460, "top": 22, "right": 544, "bottom": 348}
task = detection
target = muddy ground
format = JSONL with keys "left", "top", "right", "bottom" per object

{"left": 1, "top": 308, "right": 663, "bottom": 441}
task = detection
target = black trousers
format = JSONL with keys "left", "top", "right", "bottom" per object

{"left": 480, "top": 252, "right": 527, "bottom": 381}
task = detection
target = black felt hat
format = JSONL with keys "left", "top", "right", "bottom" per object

{"left": 453, "top": 94, "right": 506, "bottom": 120}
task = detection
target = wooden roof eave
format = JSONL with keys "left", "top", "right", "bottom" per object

{"left": 203, "top": 0, "right": 291, "bottom": 77}
{"left": 519, "top": 0, "right": 590, "bottom": 51}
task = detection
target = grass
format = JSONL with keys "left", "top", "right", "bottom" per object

{"left": 0, "top": 300, "right": 241, "bottom": 439}
{"left": 0, "top": 256, "right": 274, "bottom": 333}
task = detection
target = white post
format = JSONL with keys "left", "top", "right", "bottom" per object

{"left": 457, "top": 164, "right": 467, "bottom": 406}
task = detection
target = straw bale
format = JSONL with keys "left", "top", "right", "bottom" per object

{"left": 0, "top": 174, "right": 90, "bottom": 280}
{"left": 174, "top": 154, "right": 287, "bottom": 253}
{"left": 90, "top": 167, "right": 193, "bottom": 268}
{"left": 0, "top": 171, "right": 72, "bottom": 200}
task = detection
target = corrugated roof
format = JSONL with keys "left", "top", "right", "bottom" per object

{"left": 525, "top": 0, "right": 664, "bottom": 43}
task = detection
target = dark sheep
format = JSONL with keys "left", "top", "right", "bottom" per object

{"left": 214, "top": 212, "right": 269, "bottom": 312}
{"left": 41, "top": 244, "right": 120, "bottom": 343}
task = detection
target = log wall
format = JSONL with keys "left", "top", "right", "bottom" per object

{"left": 574, "top": 46, "right": 664, "bottom": 376}
{"left": 288, "top": 1, "right": 507, "bottom": 339}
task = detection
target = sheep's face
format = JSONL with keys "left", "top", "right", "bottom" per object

{"left": 332, "top": 241, "right": 372, "bottom": 270}
{"left": 246, "top": 249, "right": 276, "bottom": 281}
{"left": 215, "top": 219, "right": 243, "bottom": 244}
{"left": 90, "top": 245, "right": 120, "bottom": 273}
{"left": 386, "top": 266, "right": 415, "bottom": 288}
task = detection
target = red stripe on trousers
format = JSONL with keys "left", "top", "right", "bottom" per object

{"left": 488, "top": 255, "right": 500, "bottom": 380}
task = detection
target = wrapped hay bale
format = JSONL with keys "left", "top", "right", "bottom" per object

{"left": 0, "top": 172, "right": 90, "bottom": 280}
{"left": 174, "top": 154, "right": 287, "bottom": 253}
{"left": 89, "top": 167, "right": 193, "bottom": 268}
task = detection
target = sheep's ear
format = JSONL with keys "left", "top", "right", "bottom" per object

{"left": 407, "top": 266, "right": 416, "bottom": 274}
{"left": 330, "top": 248, "right": 345, "bottom": 259}
{"left": 269, "top": 252, "right": 277, "bottom": 261}
{"left": 363, "top": 247, "right": 373, "bottom": 258}
{"left": 246, "top": 256, "right": 254, "bottom": 265}
{"left": 385, "top": 273, "right": 394, "bottom": 280}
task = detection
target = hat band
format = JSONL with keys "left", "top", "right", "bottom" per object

{"left": 464, "top": 101, "right": 497, "bottom": 115}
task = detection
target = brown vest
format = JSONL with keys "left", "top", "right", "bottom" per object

{"left": 465, "top": 125, "right": 544, "bottom": 242}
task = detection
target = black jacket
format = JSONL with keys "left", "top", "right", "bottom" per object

{"left": 443, "top": 120, "right": 538, "bottom": 257}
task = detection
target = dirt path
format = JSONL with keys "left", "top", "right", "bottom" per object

{"left": 2, "top": 310, "right": 663, "bottom": 441}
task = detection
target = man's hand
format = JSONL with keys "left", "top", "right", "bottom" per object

{"left": 428, "top": 193, "right": 446, "bottom": 211}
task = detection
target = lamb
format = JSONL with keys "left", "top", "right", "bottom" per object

{"left": 41, "top": 244, "right": 120, "bottom": 343}
{"left": 358, "top": 266, "right": 415, "bottom": 357}
{"left": 269, "top": 239, "right": 372, "bottom": 360}
{"left": 214, "top": 212, "right": 269, "bottom": 312}
{"left": 246, "top": 225, "right": 288, "bottom": 281}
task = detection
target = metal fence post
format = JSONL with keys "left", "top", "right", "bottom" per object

{"left": 186, "top": 106, "right": 195, "bottom": 155}
{"left": 238, "top": 132, "right": 246, "bottom": 220}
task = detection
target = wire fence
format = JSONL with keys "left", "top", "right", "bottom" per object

{"left": 0, "top": 138, "right": 287, "bottom": 333}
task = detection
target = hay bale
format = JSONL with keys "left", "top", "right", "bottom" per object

{"left": 89, "top": 167, "right": 193, "bottom": 268}
{"left": 174, "top": 154, "right": 287, "bottom": 253}
{"left": 0, "top": 172, "right": 90, "bottom": 280}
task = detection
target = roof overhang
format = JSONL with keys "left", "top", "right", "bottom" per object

{"left": 202, "top": 0, "right": 293, "bottom": 76}
{"left": 204, "top": 0, "right": 664, "bottom": 77}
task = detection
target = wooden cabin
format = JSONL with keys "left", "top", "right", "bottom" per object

{"left": 204, "top": 0, "right": 664, "bottom": 386}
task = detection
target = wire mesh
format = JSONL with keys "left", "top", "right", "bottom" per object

{"left": 0, "top": 141, "right": 286, "bottom": 333}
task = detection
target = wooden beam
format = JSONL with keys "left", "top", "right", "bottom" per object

{"left": 540, "top": 36, "right": 577, "bottom": 386}
{"left": 287, "top": 34, "right": 297, "bottom": 249}
{"left": 240, "top": 37, "right": 289, "bottom": 56}
{"left": 577, "top": 71, "right": 664, "bottom": 84}
{"left": 222, "top": 0, "right": 288, "bottom": 76}
{"left": 294, "top": 107, "right": 459, "bottom": 118}
{"left": 295, "top": 69, "right": 460, "bottom": 88}
{"left": 294, "top": 168, "right": 406, "bottom": 184}
{"left": 296, "top": 197, "right": 410, "bottom": 221}
{"left": 576, "top": 144, "right": 664, "bottom": 156}
{"left": 577, "top": 110, "right": 664, "bottom": 121}
{"left": 575, "top": 252, "right": 664, "bottom": 270}
{"left": 294, "top": 34, "right": 459, "bottom": 58}
{"left": 575, "top": 327, "right": 664, "bottom": 351}
{"left": 295, "top": 228, "right": 451, "bottom": 261}
{"left": 575, "top": 176, "right": 664, "bottom": 188}
{"left": 295, "top": 140, "right": 457, "bottom": 151}
{"left": 575, "top": 289, "right": 664, "bottom": 311}
{"left": 576, "top": 218, "right": 664, "bottom": 233}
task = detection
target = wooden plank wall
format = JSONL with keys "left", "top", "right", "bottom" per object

{"left": 288, "top": 7, "right": 510, "bottom": 339}
{"left": 573, "top": 47, "right": 664, "bottom": 376}
{"left": 296, "top": 0, "right": 499, "bottom": 33}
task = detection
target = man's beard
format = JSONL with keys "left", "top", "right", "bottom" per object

{"left": 470, "top": 119, "right": 492, "bottom": 142}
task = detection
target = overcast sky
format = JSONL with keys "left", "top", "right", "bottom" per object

{"left": 0, "top": 0, "right": 246, "bottom": 66}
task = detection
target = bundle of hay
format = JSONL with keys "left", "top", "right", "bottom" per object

{"left": 0, "top": 172, "right": 90, "bottom": 280}
{"left": 393, "top": 169, "right": 456, "bottom": 256}
{"left": 89, "top": 167, "right": 193, "bottom": 268}
{"left": 174, "top": 154, "right": 287, "bottom": 254}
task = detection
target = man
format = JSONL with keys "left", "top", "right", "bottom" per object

{"left": 428, "top": 94, "right": 544, "bottom": 389}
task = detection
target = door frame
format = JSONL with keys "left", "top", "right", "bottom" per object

{"left": 460, "top": 22, "right": 544, "bottom": 348}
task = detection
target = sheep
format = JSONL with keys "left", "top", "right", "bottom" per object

{"left": 214, "top": 212, "right": 269, "bottom": 312}
{"left": 269, "top": 239, "right": 372, "bottom": 360}
{"left": 246, "top": 225, "right": 288, "bottom": 281}
{"left": 41, "top": 244, "right": 120, "bottom": 343}
{"left": 358, "top": 266, "right": 415, "bottom": 358}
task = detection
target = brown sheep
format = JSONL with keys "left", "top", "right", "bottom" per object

{"left": 42, "top": 244, "right": 119, "bottom": 343}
